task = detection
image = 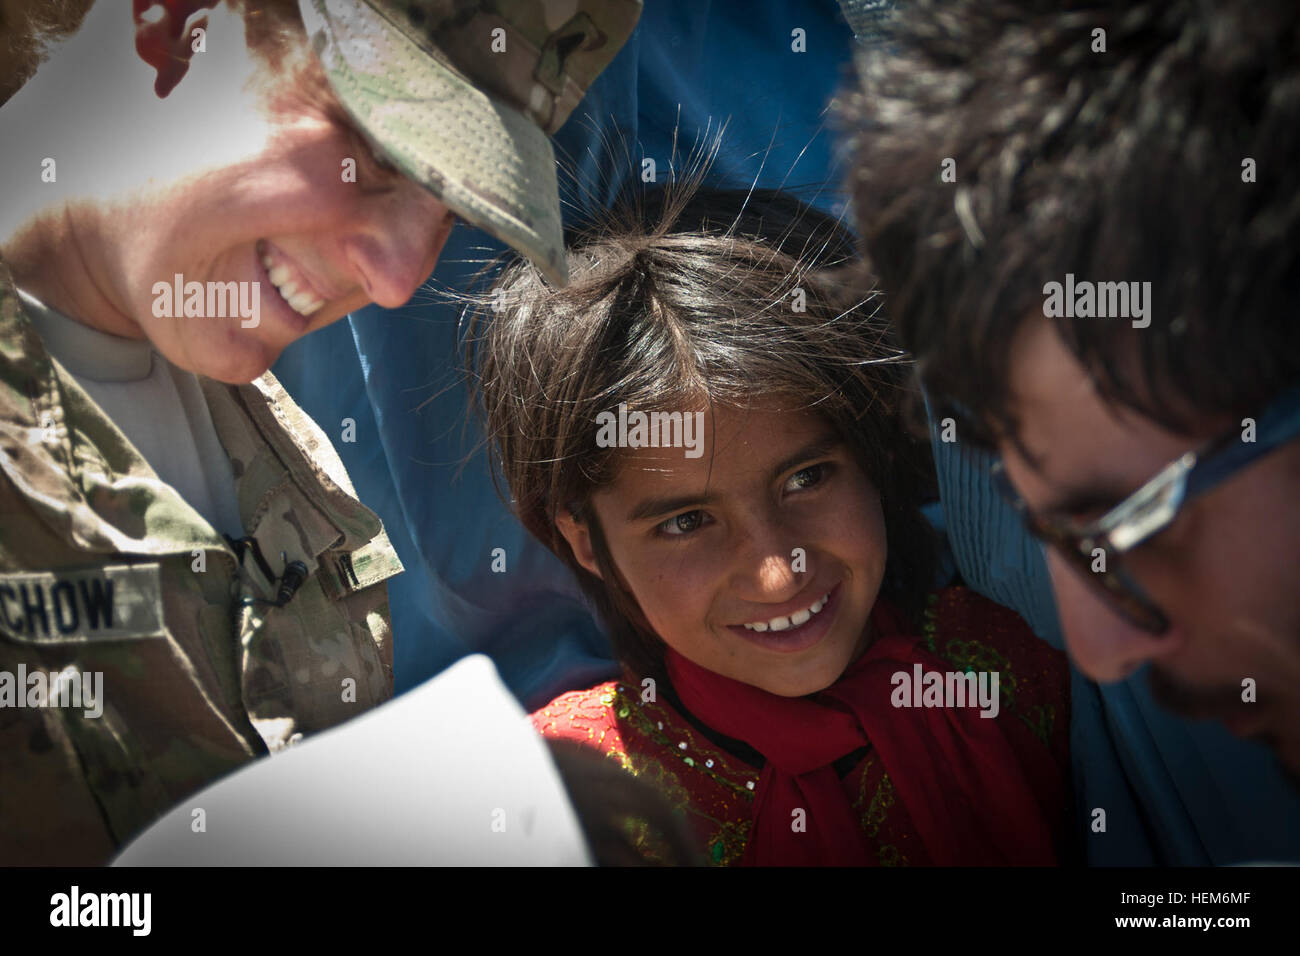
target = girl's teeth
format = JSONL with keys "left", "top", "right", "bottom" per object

{"left": 267, "top": 264, "right": 294, "bottom": 287}
{"left": 741, "top": 591, "right": 831, "bottom": 631}
{"left": 261, "top": 255, "right": 274, "bottom": 270}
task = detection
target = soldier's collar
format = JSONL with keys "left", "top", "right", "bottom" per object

{"left": 15, "top": 288, "right": 153, "bottom": 383}
{"left": 0, "top": 254, "right": 62, "bottom": 433}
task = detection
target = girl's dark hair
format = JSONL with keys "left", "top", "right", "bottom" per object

{"left": 465, "top": 181, "right": 937, "bottom": 682}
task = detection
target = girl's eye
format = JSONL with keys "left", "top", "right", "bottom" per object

{"left": 784, "top": 463, "right": 828, "bottom": 493}
{"left": 658, "top": 510, "right": 708, "bottom": 537}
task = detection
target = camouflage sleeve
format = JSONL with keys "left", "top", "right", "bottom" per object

{"left": 0, "top": 696, "right": 119, "bottom": 864}
{"left": 0, "top": 477, "right": 260, "bottom": 864}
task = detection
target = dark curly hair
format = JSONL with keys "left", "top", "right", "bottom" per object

{"left": 840, "top": 0, "right": 1300, "bottom": 446}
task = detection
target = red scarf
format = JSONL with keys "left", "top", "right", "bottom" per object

{"left": 664, "top": 599, "right": 1063, "bottom": 866}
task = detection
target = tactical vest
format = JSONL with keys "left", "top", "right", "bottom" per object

{"left": 0, "top": 258, "right": 402, "bottom": 864}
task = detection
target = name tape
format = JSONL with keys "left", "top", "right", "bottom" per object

{"left": 0, "top": 564, "right": 165, "bottom": 644}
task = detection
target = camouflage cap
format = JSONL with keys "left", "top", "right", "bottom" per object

{"left": 298, "top": 0, "right": 643, "bottom": 287}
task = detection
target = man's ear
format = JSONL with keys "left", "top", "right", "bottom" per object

{"left": 555, "top": 509, "right": 603, "bottom": 581}
{"left": 132, "top": 0, "right": 219, "bottom": 99}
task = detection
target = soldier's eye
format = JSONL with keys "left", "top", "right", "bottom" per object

{"left": 339, "top": 114, "right": 400, "bottom": 180}
{"left": 363, "top": 141, "right": 399, "bottom": 176}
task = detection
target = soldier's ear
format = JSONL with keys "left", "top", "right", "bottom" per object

{"left": 132, "top": 0, "right": 220, "bottom": 99}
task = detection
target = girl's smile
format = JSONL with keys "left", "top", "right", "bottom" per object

{"left": 727, "top": 581, "right": 843, "bottom": 654}
{"left": 557, "top": 403, "right": 889, "bottom": 697}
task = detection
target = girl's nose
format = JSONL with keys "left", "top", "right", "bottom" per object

{"left": 728, "top": 515, "right": 808, "bottom": 604}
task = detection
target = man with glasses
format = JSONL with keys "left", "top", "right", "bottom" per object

{"left": 842, "top": 0, "right": 1300, "bottom": 795}
{"left": 989, "top": 386, "right": 1300, "bottom": 641}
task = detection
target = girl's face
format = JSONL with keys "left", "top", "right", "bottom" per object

{"left": 557, "top": 404, "right": 888, "bottom": 697}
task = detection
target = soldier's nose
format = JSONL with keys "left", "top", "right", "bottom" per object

{"left": 1048, "top": 552, "right": 1186, "bottom": 681}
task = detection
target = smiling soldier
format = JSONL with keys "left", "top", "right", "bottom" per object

{"left": 0, "top": 0, "right": 640, "bottom": 863}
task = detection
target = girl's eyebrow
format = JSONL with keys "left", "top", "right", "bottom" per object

{"left": 625, "top": 435, "right": 843, "bottom": 522}
{"left": 628, "top": 492, "right": 719, "bottom": 523}
{"left": 770, "top": 436, "right": 842, "bottom": 481}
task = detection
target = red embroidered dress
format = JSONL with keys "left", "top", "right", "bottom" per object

{"left": 532, "top": 587, "right": 1072, "bottom": 866}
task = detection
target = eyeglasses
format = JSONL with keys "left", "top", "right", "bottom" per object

{"left": 990, "top": 384, "right": 1300, "bottom": 634}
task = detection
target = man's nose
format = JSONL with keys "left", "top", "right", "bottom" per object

{"left": 345, "top": 186, "right": 455, "bottom": 308}
{"left": 1048, "top": 551, "right": 1186, "bottom": 681}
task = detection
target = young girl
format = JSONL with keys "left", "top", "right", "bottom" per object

{"left": 466, "top": 184, "right": 1071, "bottom": 866}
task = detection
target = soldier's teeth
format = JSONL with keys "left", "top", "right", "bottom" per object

{"left": 263, "top": 260, "right": 325, "bottom": 317}
{"left": 274, "top": 282, "right": 323, "bottom": 316}
{"left": 288, "top": 291, "right": 320, "bottom": 314}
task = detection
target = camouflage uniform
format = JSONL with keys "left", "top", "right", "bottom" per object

{"left": 0, "top": 257, "right": 402, "bottom": 864}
